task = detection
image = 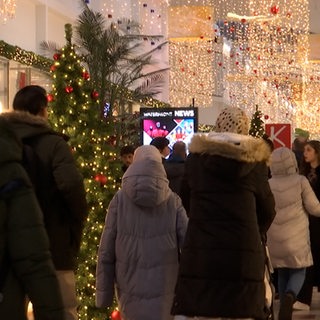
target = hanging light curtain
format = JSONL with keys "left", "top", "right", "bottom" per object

{"left": 0, "top": 0, "right": 16, "bottom": 24}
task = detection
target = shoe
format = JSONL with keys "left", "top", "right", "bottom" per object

{"left": 293, "top": 301, "right": 310, "bottom": 311}
{"left": 279, "top": 292, "right": 295, "bottom": 320}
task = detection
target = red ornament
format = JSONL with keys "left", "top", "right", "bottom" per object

{"left": 82, "top": 71, "right": 90, "bottom": 80}
{"left": 241, "top": 18, "right": 247, "bottom": 24}
{"left": 50, "top": 65, "right": 56, "bottom": 72}
{"left": 47, "top": 94, "right": 54, "bottom": 102}
{"left": 94, "top": 174, "right": 107, "bottom": 186}
{"left": 91, "top": 90, "right": 99, "bottom": 99}
{"left": 53, "top": 53, "right": 61, "bottom": 60}
{"left": 264, "top": 115, "right": 269, "bottom": 120}
{"left": 270, "top": 5, "right": 280, "bottom": 15}
{"left": 111, "top": 310, "right": 121, "bottom": 320}
{"left": 65, "top": 86, "right": 74, "bottom": 94}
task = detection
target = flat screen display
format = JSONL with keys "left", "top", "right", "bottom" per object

{"left": 140, "top": 107, "right": 198, "bottom": 151}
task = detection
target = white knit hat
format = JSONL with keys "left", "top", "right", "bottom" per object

{"left": 215, "top": 107, "right": 249, "bottom": 135}
{"left": 133, "top": 145, "right": 162, "bottom": 163}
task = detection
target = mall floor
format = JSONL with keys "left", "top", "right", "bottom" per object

{"left": 273, "top": 288, "right": 320, "bottom": 319}
{"left": 26, "top": 289, "right": 320, "bottom": 320}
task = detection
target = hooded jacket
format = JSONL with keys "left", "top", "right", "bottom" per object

{"left": 0, "top": 111, "right": 88, "bottom": 270}
{"left": 171, "top": 132, "right": 276, "bottom": 320}
{"left": 0, "top": 118, "right": 64, "bottom": 319}
{"left": 95, "top": 145, "right": 188, "bottom": 320}
{"left": 267, "top": 147, "right": 320, "bottom": 268}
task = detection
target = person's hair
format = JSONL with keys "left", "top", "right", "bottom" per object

{"left": 13, "top": 85, "right": 48, "bottom": 115}
{"left": 120, "top": 145, "right": 135, "bottom": 156}
{"left": 292, "top": 137, "right": 307, "bottom": 153}
{"left": 300, "top": 140, "right": 320, "bottom": 176}
{"left": 172, "top": 141, "right": 187, "bottom": 158}
{"left": 150, "top": 137, "right": 169, "bottom": 151}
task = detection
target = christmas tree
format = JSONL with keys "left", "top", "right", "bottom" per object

{"left": 249, "top": 105, "right": 265, "bottom": 138}
{"left": 48, "top": 24, "right": 122, "bottom": 320}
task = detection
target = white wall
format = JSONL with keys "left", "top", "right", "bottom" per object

{"left": 0, "top": 0, "right": 82, "bottom": 53}
{"left": 0, "top": 0, "right": 37, "bottom": 51}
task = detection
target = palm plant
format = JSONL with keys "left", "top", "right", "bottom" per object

{"left": 75, "top": 0, "right": 169, "bottom": 117}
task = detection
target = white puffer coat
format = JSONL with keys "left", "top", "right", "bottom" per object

{"left": 95, "top": 145, "right": 188, "bottom": 320}
{"left": 267, "top": 147, "right": 320, "bottom": 268}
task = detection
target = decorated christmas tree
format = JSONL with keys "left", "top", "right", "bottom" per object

{"left": 249, "top": 105, "right": 265, "bottom": 138}
{"left": 48, "top": 23, "right": 122, "bottom": 319}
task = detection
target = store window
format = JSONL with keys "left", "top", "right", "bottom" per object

{"left": 0, "top": 58, "right": 9, "bottom": 113}
{"left": 0, "top": 58, "right": 51, "bottom": 113}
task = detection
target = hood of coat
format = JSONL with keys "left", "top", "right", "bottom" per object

{"left": 188, "top": 132, "right": 271, "bottom": 179}
{"left": 0, "top": 117, "right": 29, "bottom": 189}
{"left": 0, "top": 111, "right": 53, "bottom": 140}
{"left": 122, "top": 157, "right": 170, "bottom": 207}
{"left": 270, "top": 147, "right": 298, "bottom": 176}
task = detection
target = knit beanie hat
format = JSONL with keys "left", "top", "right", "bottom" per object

{"left": 133, "top": 145, "right": 162, "bottom": 164}
{"left": 215, "top": 107, "right": 249, "bottom": 135}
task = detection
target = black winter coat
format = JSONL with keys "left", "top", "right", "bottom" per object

{"left": 2, "top": 111, "right": 88, "bottom": 270}
{"left": 164, "top": 155, "right": 185, "bottom": 195}
{"left": 172, "top": 132, "right": 276, "bottom": 320}
{"left": 0, "top": 117, "right": 64, "bottom": 319}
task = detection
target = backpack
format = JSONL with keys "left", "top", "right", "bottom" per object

{"left": 21, "top": 137, "right": 42, "bottom": 197}
{"left": 0, "top": 179, "right": 25, "bottom": 303}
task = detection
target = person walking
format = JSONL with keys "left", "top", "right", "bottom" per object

{"left": 150, "top": 137, "right": 171, "bottom": 160}
{"left": 2, "top": 85, "right": 88, "bottom": 320}
{"left": 267, "top": 147, "right": 320, "bottom": 320}
{"left": 95, "top": 145, "right": 188, "bottom": 320}
{"left": 119, "top": 145, "right": 135, "bottom": 173}
{"left": 164, "top": 141, "right": 187, "bottom": 195}
{"left": 0, "top": 117, "right": 65, "bottom": 320}
{"left": 171, "top": 107, "right": 276, "bottom": 320}
{"left": 295, "top": 140, "right": 320, "bottom": 310}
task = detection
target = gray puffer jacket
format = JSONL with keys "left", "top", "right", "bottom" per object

{"left": 267, "top": 147, "right": 320, "bottom": 268}
{"left": 96, "top": 157, "right": 188, "bottom": 320}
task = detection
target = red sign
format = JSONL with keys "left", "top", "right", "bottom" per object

{"left": 265, "top": 123, "right": 291, "bottom": 149}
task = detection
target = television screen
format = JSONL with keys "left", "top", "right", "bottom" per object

{"left": 140, "top": 107, "right": 198, "bottom": 151}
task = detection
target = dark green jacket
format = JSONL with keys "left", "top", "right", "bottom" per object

{"left": 0, "top": 118, "right": 64, "bottom": 320}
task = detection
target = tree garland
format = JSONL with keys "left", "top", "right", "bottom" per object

{"left": 0, "top": 40, "right": 52, "bottom": 71}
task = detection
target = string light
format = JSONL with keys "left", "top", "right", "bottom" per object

{"left": 0, "top": 0, "right": 16, "bottom": 24}
{"left": 213, "top": 0, "right": 316, "bottom": 135}
{"left": 168, "top": 2, "right": 215, "bottom": 107}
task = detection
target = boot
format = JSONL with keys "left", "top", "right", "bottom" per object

{"left": 278, "top": 292, "right": 295, "bottom": 320}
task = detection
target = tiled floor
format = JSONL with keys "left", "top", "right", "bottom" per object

{"left": 273, "top": 289, "right": 320, "bottom": 319}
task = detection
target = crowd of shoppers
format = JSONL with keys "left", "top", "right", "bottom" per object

{"left": 3, "top": 84, "right": 320, "bottom": 320}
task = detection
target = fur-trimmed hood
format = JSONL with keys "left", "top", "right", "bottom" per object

{"left": 0, "top": 111, "right": 53, "bottom": 140}
{"left": 189, "top": 132, "right": 271, "bottom": 163}
{"left": 188, "top": 132, "right": 271, "bottom": 180}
